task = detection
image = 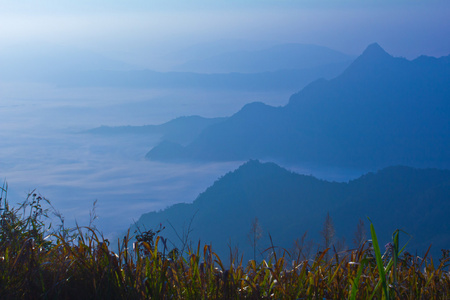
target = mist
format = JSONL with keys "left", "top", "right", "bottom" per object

{"left": 2, "top": 0, "right": 449, "bottom": 69}
{"left": 0, "top": 0, "right": 449, "bottom": 239}
{"left": 0, "top": 83, "right": 294, "bottom": 237}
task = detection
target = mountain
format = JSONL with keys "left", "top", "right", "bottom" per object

{"left": 53, "top": 64, "right": 350, "bottom": 92}
{"left": 173, "top": 43, "right": 355, "bottom": 73}
{"left": 1, "top": 42, "right": 352, "bottom": 92}
{"left": 133, "top": 160, "right": 450, "bottom": 261}
{"left": 162, "top": 39, "right": 276, "bottom": 68}
{"left": 147, "top": 43, "right": 450, "bottom": 169}
{"left": 87, "top": 116, "right": 226, "bottom": 146}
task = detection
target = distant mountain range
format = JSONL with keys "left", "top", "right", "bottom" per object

{"left": 0, "top": 42, "right": 352, "bottom": 92}
{"left": 173, "top": 43, "right": 355, "bottom": 73}
{"left": 133, "top": 160, "right": 450, "bottom": 261}
{"left": 147, "top": 43, "right": 450, "bottom": 170}
{"left": 54, "top": 64, "right": 350, "bottom": 91}
{"left": 87, "top": 116, "right": 225, "bottom": 146}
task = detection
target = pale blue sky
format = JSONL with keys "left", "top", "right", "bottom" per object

{"left": 1, "top": 0, "right": 449, "bottom": 68}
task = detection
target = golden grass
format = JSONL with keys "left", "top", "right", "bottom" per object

{"left": 0, "top": 189, "right": 449, "bottom": 299}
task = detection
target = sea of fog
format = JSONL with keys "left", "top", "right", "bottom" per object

{"left": 0, "top": 82, "right": 366, "bottom": 239}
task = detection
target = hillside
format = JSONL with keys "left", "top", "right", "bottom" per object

{"left": 1, "top": 42, "right": 351, "bottom": 92}
{"left": 133, "top": 160, "right": 450, "bottom": 261}
{"left": 146, "top": 43, "right": 450, "bottom": 169}
{"left": 87, "top": 116, "right": 226, "bottom": 146}
{"left": 54, "top": 65, "right": 349, "bottom": 91}
{"left": 173, "top": 43, "right": 354, "bottom": 73}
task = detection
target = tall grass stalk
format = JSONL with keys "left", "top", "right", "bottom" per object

{"left": 0, "top": 191, "right": 449, "bottom": 299}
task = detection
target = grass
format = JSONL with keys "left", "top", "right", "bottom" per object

{"left": 0, "top": 187, "right": 449, "bottom": 299}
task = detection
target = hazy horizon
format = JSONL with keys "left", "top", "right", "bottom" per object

{"left": 0, "top": 0, "right": 449, "bottom": 238}
{"left": 1, "top": 0, "right": 449, "bottom": 71}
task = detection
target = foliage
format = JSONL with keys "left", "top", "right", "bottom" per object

{"left": 135, "top": 161, "right": 450, "bottom": 262}
{"left": 0, "top": 187, "right": 449, "bottom": 299}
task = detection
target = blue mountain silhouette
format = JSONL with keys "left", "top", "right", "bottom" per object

{"left": 134, "top": 160, "right": 450, "bottom": 261}
{"left": 147, "top": 43, "right": 450, "bottom": 169}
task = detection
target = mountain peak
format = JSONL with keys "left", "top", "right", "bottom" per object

{"left": 337, "top": 43, "right": 394, "bottom": 77}
{"left": 360, "top": 43, "right": 392, "bottom": 60}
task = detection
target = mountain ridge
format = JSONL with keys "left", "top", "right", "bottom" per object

{"left": 87, "top": 115, "right": 227, "bottom": 146}
{"left": 147, "top": 43, "right": 450, "bottom": 169}
{"left": 133, "top": 160, "right": 450, "bottom": 261}
{"left": 173, "top": 43, "right": 355, "bottom": 73}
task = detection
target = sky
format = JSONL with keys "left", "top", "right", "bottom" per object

{"left": 1, "top": 0, "right": 449, "bottom": 69}
{"left": 1, "top": 0, "right": 449, "bottom": 236}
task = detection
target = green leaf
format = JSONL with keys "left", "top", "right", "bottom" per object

{"left": 349, "top": 258, "right": 368, "bottom": 300}
{"left": 369, "top": 221, "right": 389, "bottom": 300}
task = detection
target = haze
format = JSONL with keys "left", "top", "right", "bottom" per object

{"left": 2, "top": 0, "right": 449, "bottom": 69}
{"left": 0, "top": 0, "right": 449, "bottom": 239}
